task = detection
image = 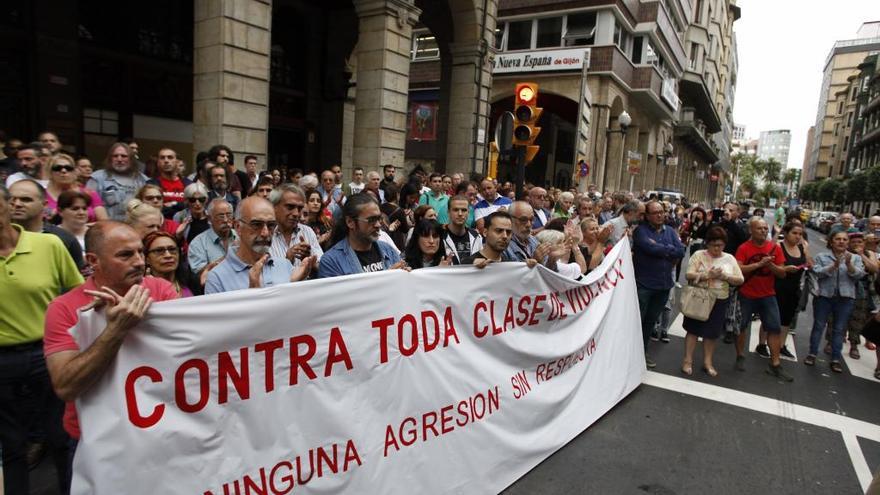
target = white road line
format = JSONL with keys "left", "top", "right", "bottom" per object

{"left": 842, "top": 432, "right": 874, "bottom": 492}
{"left": 842, "top": 341, "right": 879, "bottom": 382}
{"left": 746, "top": 321, "right": 798, "bottom": 362}
{"left": 668, "top": 314, "right": 686, "bottom": 338}
{"left": 643, "top": 370, "right": 879, "bottom": 492}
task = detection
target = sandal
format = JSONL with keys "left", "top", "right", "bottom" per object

{"left": 830, "top": 361, "right": 843, "bottom": 373}
{"left": 681, "top": 360, "right": 693, "bottom": 376}
{"left": 849, "top": 346, "right": 860, "bottom": 359}
{"left": 702, "top": 366, "right": 718, "bottom": 377}
{"left": 803, "top": 354, "right": 816, "bottom": 366}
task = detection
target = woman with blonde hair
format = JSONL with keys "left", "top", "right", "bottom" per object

{"left": 535, "top": 228, "right": 587, "bottom": 280}
{"left": 45, "top": 153, "right": 108, "bottom": 222}
{"left": 124, "top": 199, "right": 164, "bottom": 238}
{"left": 135, "top": 184, "right": 182, "bottom": 237}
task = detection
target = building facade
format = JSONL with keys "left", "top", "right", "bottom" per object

{"left": 804, "top": 22, "right": 880, "bottom": 182}
{"left": 849, "top": 53, "right": 879, "bottom": 174}
{"left": 756, "top": 129, "right": 791, "bottom": 167}
{"left": 2, "top": 0, "right": 738, "bottom": 204}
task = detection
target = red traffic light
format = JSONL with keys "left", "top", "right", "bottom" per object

{"left": 515, "top": 83, "right": 538, "bottom": 106}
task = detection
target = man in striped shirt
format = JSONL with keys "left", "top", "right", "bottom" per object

{"left": 269, "top": 184, "right": 323, "bottom": 267}
{"left": 473, "top": 178, "right": 512, "bottom": 232}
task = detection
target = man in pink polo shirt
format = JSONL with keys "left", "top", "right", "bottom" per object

{"left": 44, "top": 221, "right": 178, "bottom": 463}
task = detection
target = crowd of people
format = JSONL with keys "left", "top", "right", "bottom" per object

{"left": 1, "top": 131, "right": 879, "bottom": 494}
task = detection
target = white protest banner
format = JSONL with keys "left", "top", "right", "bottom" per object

{"left": 70, "top": 238, "right": 644, "bottom": 494}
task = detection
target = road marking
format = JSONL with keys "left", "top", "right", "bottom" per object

{"left": 746, "top": 321, "right": 798, "bottom": 362}
{"left": 644, "top": 371, "right": 878, "bottom": 492}
{"left": 842, "top": 340, "right": 879, "bottom": 382}
{"left": 842, "top": 432, "right": 874, "bottom": 491}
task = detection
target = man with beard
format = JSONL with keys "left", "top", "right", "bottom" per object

{"left": 206, "top": 162, "right": 239, "bottom": 212}
{"left": 87, "top": 142, "right": 149, "bottom": 220}
{"left": 318, "top": 193, "right": 404, "bottom": 278}
{"left": 463, "top": 210, "right": 540, "bottom": 269}
{"left": 148, "top": 147, "right": 191, "bottom": 219}
{"left": 205, "top": 197, "right": 314, "bottom": 293}
{"left": 5, "top": 143, "right": 50, "bottom": 188}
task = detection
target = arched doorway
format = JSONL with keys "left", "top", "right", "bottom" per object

{"left": 489, "top": 92, "right": 579, "bottom": 188}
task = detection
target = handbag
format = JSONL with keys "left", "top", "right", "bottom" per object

{"left": 681, "top": 272, "right": 717, "bottom": 322}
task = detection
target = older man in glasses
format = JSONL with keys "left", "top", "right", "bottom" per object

{"left": 205, "top": 197, "right": 314, "bottom": 293}
{"left": 187, "top": 199, "right": 236, "bottom": 276}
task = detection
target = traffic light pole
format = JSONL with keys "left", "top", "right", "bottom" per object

{"left": 514, "top": 144, "right": 526, "bottom": 200}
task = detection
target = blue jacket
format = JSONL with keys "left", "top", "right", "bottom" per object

{"left": 812, "top": 252, "right": 865, "bottom": 299}
{"left": 317, "top": 238, "right": 401, "bottom": 278}
{"left": 632, "top": 222, "right": 685, "bottom": 290}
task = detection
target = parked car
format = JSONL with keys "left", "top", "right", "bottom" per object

{"left": 818, "top": 213, "right": 838, "bottom": 234}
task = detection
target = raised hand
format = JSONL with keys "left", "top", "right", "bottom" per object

{"left": 248, "top": 254, "right": 269, "bottom": 288}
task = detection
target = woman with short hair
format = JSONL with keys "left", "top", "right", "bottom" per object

{"left": 135, "top": 184, "right": 181, "bottom": 237}
{"left": 804, "top": 231, "right": 866, "bottom": 373}
{"left": 174, "top": 182, "right": 211, "bottom": 245}
{"left": 56, "top": 189, "right": 91, "bottom": 251}
{"left": 681, "top": 226, "right": 744, "bottom": 377}
{"left": 124, "top": 199, "right": 164, "bottom": 238}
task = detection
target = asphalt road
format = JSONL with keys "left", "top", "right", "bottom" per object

{"left": 25, "top": 223, "right": 880, "bottom": 495}
{"left": 504, "top": 224, "right": 880, "bottom": 495}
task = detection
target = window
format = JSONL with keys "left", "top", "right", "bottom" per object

{"left": 494, "top": 23, "right": 505, "bottom": 50}
{"left": 411, "top": 31, "right": 439, "bottom": 60}
{"left": 536, "top": 17, "right": 562, "bottom": 48}
{"left": 851, "top": 86, "right": 858, "bottom": 101}
{"left": 833, "top": 122, "right": 839, "bottom": 136}
{"left": 564, "top": 12, "right": 596, "bottom": 47}
{"left": 507, "top": 20, "right": 532, "bottom": 51}
{"left": 689, "top": 43, "right": 699, "bottom": 70}
{"left": 838, "top": 101, "right": 844, "bottom": 114}
{"left": 631, "top": 36, "right": 644, "bottom": 64}
{"left": 847, "top": 112, "right": 853, "bottom": 127}
{"left": 613, "top": 24, "right": 630, "bottom": 54}
{"left": 83, "top": 108, "right": 118, "bottom": 135}
{"left": 694, "top": 0, "right": 704, "bottom": 24}
{"left": 831, "top": 144, "right": 837, "bottom": 157}
{"left": 844, "top": 136, "right": 849, "bottom": 150}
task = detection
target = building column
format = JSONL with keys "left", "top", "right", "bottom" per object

{"left": 444, "top": 41, "right": 494, "bottom": 175}
{"left": 351, "top": 0, "right": 421, "bottom": 170}
{"left": 193, "top": 0, "right": 272, "bottom": 166}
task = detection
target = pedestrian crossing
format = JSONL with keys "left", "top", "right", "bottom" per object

{"left": 665, "top": 313, "right": 878, "bottom": 380}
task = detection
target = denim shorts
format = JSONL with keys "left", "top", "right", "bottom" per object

{"left": 738, "top": 295, "right": 781, "bottom": 333}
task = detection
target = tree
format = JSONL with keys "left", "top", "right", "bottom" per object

{"left": 799, "top": 181, "right": 816, "bottom": 201}
{"left": 731, "top": 152, "right": 757, "bottom": 199}
{"left": 847, "top": 172, "right": 868, "bottom": 203}
{"left": 817, "top": 178, "right": 843, "bottom": 206}
{"left": 782, "top": 169, "right": 800, "bottom": 196}
{"left": 867, "top": 165, "right": 880, "bottom": 200}
{"left": 760, "top": 158, "right": 783, "bottom": 186}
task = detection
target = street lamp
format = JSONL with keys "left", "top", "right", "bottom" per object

{"left": 659, "top": 141, "right": 674, "bottom": 189}
{"left": 600, "top": 110, "right": 631, "bottom": 192}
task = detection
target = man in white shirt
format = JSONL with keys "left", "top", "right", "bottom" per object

{"left": 602, "top": 200, "right": 644, "bottom": 245}
{"left": 269, "top": 184, "right": 324, "bottom": 267}
{"left": 347, "top": 167, "right": 365, "bottom": 196}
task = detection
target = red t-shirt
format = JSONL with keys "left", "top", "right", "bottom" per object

{"left": 157, "top": 176, "right": 186, "bottom": 207}
{"left": 735, "top": 240, "right": 785, "bottom": 299}
{"left": 44, "top": 276, "right": 179, "bottom": 439}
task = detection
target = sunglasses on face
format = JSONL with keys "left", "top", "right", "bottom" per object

{"left": 148, "top": 246, "right": 178, "bottom": 256}
{"left": 188, "top": 197, "right": 207, "bottom": 203}
{"left": 355, "top": 216, "right": 383, "bottom": 225}
{"left": 52, "top": 165, "right": 75, "bottom": 172}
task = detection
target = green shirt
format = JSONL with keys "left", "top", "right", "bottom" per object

{"left": 0, "top": 225, "right": 84, "bottom": 345}
{"left": 419, "top": 190, "right": 450, "bottom": 225}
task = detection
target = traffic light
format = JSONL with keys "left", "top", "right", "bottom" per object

{"left": 513, "top": 82, "right": 541, "bottom": 164}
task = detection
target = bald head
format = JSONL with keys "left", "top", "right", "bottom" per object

{"left": 237, "top": 196, "right": 276, "bottom": 259}
{"left": 84, "top": 220, "right": 146, "bottom": 291}
{"left": 84, "top": 220, "right": 135, "bottom": 255}
{"left": 748, "top": 217, "right": 769, "bottom": 242}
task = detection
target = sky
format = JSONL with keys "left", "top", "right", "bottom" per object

{"left": 732, "top": 0, "right": 879, "bottom": 170}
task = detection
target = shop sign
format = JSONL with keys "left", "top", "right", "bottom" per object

{"left": 493, "top": 48, "right": 591, "bottom": 74}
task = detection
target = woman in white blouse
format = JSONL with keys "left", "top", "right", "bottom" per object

{"left": 682, "top": 226, "right": 744, "bottom": 377}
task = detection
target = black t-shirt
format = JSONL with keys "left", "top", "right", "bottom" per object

{"left": 462, "top": 251, "right": 511, "bottom": 265}
{"left": 187, "top": 217, "right": 211, "bottom": 245}
{"left": 446, "top": 229, "right": 472, "bottom": 264}
{"left": 355, "top": 244, "right": 385, "bottom": 273}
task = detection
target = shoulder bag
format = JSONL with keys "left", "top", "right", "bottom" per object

{"left": 681, "top": 259, "right": 717, "bottom": 322}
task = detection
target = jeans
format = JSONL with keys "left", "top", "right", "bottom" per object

{"left": 0, "top": 343, "right": 71, "bottom": 494}
{"left": 739, "top": 295, "right": 782, "bottom": 333}
{"left": 810, "top": 296, "right": 855, "bottom": 362}
{"left": 637, "top": 285, "right": 671, "bottom": 351}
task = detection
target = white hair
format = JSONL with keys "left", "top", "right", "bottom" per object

{"left": 298, "top": 175, "right": 318, "bottom": 190}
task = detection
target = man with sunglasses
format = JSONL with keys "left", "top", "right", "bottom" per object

{"left": 187, "top": 199, "right": 237, "bottom": 276}
{"left": 147, "top": 147, "right": 190, "bottom": 219}
{"left": 318, "top": 193, "right": 404, "bottom": 278}
{"left": 205, "top": 197, "right": 314, "bottom": 293}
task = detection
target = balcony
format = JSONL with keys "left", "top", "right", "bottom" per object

{"left": 679, "top": 70, "right": 722, "bottom": 133}
{"left": 590, "top": 46, "right": 677, "bottom": 118}
{"left": 864, "top": 93, "right": 880, "bottom": 114}
{"left": 636, "top": 1, "right": 688, "bottom": 72}
{"left": 860, "top": 124, "right": 880, "bottom": 147}
{"left": 674, "top": 107, "right": 719, "bottom": 163}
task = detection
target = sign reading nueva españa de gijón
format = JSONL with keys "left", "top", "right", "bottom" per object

{"left": 493, "top": 47, "right": 591, "bottom": 74}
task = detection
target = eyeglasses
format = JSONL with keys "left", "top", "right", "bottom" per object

{"left": 513, "top": 216, "right": 534, "bottom": 223}
{"left": 188, "top": 197, "right": 207, "bottom": 203}
{"left": 147, "top": 246, "right": 178, "bottom": 256}
{"left": 245, "top": 220, "right": 278, "bottom": 232}
{"left": 143, "top": 195, "right": 163, "bottom": 202}
{"left": 51, "top": 165, "right": 75, "bottom": 172}
{"left": 355, "top": 215, "right": 383, "bottom": 225}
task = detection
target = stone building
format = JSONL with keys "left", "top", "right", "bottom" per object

{"left": 2, "top": 0, "right": 738, "bottom": 203}
{"left": 849, "top": 53, "right": 879, "bottom": 174}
